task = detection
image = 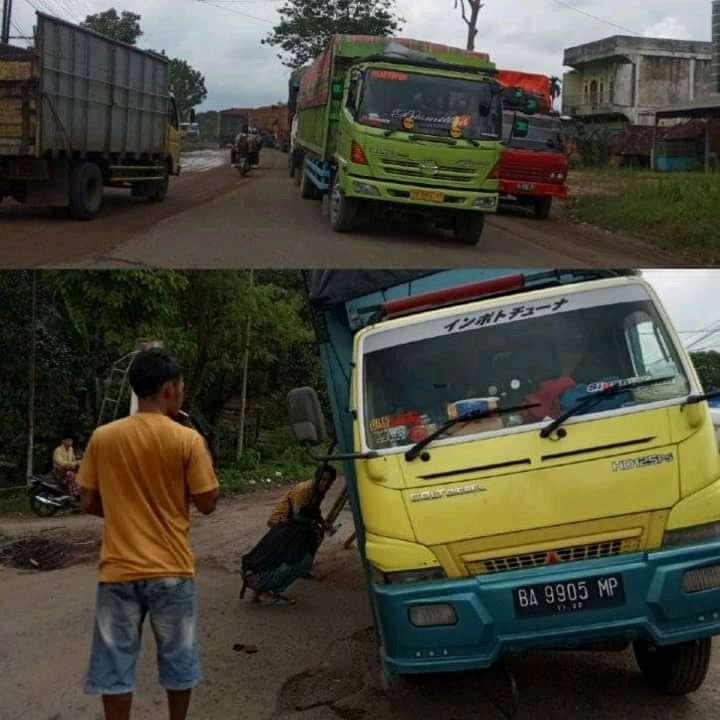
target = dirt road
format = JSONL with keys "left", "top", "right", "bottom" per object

{"left": 1, "top": 486, "right": 719, "bottom": 720}
{"left": 0, "top": 150, "right": 701, "bottom": 269}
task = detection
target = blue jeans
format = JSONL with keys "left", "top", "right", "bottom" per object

{"left": 248, "top": 553, "right": 314, "bottom": 594}
{"left": 85, "top": 577, "right": 201, "bottom": 695}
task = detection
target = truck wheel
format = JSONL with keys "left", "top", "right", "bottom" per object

{"left": 453, "top": 211, "right": 485, "bottom": 245}
{"left": 329, "top": 175, "right": 357, "bottom": 233}
{"left": 533, "top": 197, "right": 552, "bottom": 220}
{"left": 633, "top": 638, "right": 712, "bottom": 695}
{"left": 68, "top": 162, "right": 104, "bottom": 220}
{"left": 299, "top": 163, "right": 317, "bottom": 199}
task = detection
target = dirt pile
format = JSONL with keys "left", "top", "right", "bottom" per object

{"left": 0, "top": 531, "right": 99, "bottom": 571}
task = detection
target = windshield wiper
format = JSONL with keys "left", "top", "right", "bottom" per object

{"left": 405, "top": 401, "right": 541, "bottom": 462}
{"left": 539, "top": 375, "right": 677, "bottom": 439}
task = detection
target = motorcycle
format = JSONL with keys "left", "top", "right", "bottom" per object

{"left": 28, "top": 473, "right": 80, "bottom": 517}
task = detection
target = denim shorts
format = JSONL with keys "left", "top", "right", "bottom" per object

{"left": 85, "top": 577, "right": 201, "bottom": 695}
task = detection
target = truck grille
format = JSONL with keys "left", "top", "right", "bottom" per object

{"left": 501, "top": 162, "right": 553, "bottom": 183}
{"left": 466, "top": 537, "right": 641, "bottom": 575}
{"left": 380, "top": 158, "right": 476, "bottom": 184}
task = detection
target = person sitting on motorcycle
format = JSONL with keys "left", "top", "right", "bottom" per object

{"left": 53, "top": 432, "right": 80, "bottom": 498}
{"left": 240, "top": 464, "right": 337, "bottom": 606}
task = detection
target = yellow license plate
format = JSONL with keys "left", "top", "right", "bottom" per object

{"left": 409, "top": 189, "right": 445, "bottom": 203}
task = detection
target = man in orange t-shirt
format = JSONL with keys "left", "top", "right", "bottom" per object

{"left": 77, "top": 347, "right": 219, "bottom": 720}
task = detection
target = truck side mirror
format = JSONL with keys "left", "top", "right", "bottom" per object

{"left": 287, "top": 387, "right": 329, "bottom": 445}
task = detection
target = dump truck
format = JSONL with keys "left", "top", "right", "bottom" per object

{"left": 288, "top": 268, "right": 720, "bottom": 697}
{"left": 293, "top": 36, "right": 536, "bottom": 245}
{"left": 0, "top": 12, "right": 182, "bottom": 220}
{"left": 496, "top": 70, "right": 568, "bottom": 220}
{"left": 217, "top": 109, "right": 249, "bottom": 147}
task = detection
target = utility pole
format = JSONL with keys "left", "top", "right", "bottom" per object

{"left": 237, "top": 269, "right": 254, "bottom": 460}
{"left": 1, "top": 0, "right": 13, "bottom": 45}
{"left": 25, "top": 270, "right": 37, "bottom": 482}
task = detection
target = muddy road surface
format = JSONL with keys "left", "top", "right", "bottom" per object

{"left": 0, "top": 150, "right": 700, "bottom": 269}
{"left": 1, "top": 486, "right": 719, "bottom": 720}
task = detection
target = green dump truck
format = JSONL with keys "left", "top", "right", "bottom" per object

{"left": 293, "top": 35, "right": 535, "bottom": 245}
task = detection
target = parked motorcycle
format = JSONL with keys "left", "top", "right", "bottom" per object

{"left": 28, "top": 473, "right": 80, "bottom": 517}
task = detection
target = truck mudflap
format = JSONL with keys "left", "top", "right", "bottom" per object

{"left": 374, "top": 540, "right": 720, "bottom": 675}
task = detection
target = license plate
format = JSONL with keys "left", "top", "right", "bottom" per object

{"left": 517, "top": 183, "right": 535, "bottom": 192}
{"left": 513, "top": 574, "right": 626, "bottom": 619}
{"left": 410, "top": 189, "right": 445, "bottom": 203}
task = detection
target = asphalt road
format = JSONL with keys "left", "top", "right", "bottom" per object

{"left": 1, "top": 488, "right": 719, "bottom": 720}
{"left": 0, "top": 149, "right": 699, "bottom": 269}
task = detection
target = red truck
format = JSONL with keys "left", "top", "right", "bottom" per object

{"left": 496, "top": 70, "right": 568, "bottom": 219}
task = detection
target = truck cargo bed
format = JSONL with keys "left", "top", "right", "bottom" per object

{"left": 0, "top": 46, "right": 36, "bottom": 154}
{"left": 0, "top": 12, "right": 171, "bottom": 158}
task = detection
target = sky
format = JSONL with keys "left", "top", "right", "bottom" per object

{"left": 642, "top": 270, "right": 720, "bottom": 352}
{"left": 7, "top": 0, "right": 715, "bottom": 112}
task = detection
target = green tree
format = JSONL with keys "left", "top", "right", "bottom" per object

{"left": 454, "top": 0, "right": 484, "bottom": 51}
{"left": 262, "top": 0, "right": 404, "bottom": 68}
{"left": 168, "top": 58, "right": 208, "bottom": 119}
{"left": 81, "top": 8, "right": 143, "bottom": 45}
{"left": 690, "top": 351, "right": 720, "bottom": 390}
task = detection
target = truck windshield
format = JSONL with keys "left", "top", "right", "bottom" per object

{"left": 503, "top": 111, "right": 563, "bottom": 151}
{"left": 357, "top": 69, "right": 502, "bottom": 139}
{"left": 360, "top": 283, "right": 691, "bottom": 451}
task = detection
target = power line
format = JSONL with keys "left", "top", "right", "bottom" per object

{"left": 551, "top": 0, "right": 640, "bottom": 35}
{"left": 194, "top": 0, "right": 275, "bottom": 23}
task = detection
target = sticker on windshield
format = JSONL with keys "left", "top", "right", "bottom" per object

{"left": 442, "top": 298, "right": 569, "bottom": 333}
{"left": 449, "top": 114, "right": 471, "bottom": 139}
{"left": 370, "top": 70, "right": 409, "bottom": 81}
{"left": 585, "top": 375, "right": 656, "bottom": 394}
{"left": 401, "top": 116, "right": 415, "bottom": 130}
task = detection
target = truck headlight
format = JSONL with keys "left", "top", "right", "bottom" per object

{"left": 408, "top": 603, "right": 458, "bottom": 627}
{"left": 370, "top": 565, "right": 446, "bottom": 585}
{"left": 549, "top": 172, "right": 565, "bottom": 181}
{"left": 662, "top": 521, "right": 720, "bottom": 548}
{"left": 682, "top": 565, "right": 720, "bottom": 593}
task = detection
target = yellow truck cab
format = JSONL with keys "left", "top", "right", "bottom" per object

{"left": 289, "top": 269, "right": 720, "bottom": 696}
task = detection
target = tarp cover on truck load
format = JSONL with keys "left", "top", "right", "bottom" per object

{"left": 298, "top": 35, "right": 492, "bottom": 110}
{"left": 304, "top": 271, "right": 439, "bottom": 306}
{"left": 496, "top": 70, "right": 552, "bottom": 110}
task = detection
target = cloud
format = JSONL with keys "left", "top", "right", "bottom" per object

{"left": 642, "top": 16, "right": 693, "bottom": 40}
{"left": 8, "top": 0, "right": 714, "bottom": 111}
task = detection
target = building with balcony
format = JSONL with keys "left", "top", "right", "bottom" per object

{"left": 561, "top": 36, "right": 714, "bottom": 126}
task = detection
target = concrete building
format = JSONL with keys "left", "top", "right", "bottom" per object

{"left": 561, "top": 36, "right": 714, "bottom": 126}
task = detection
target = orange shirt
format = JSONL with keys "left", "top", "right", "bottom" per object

{"left": 267, "top": 480, "right": 314, "bottom": 526}
{"left": 77, "top": 412, "right": 219, "bottom": 583}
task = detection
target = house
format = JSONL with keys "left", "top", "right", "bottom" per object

{"left": 561, "top": 36, "right": 714, "bottom": 126}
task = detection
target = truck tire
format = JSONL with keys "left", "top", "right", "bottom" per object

{"left": 453, "top": 211, "right": 485, "bottom": 245}
{"left": 633, "top": 638, "right": 712, "bottom": 695}
{"left": 68, "top": 161, "right": 104, "bottom": 220}
{"left": 533, "top": 196, "right": 552, "bottom": 220}
{"left": 329, "top": 175, "right": 357, "bottom": 233}
{"left": 299, "top": 163, "right": 317, "bottom": 200}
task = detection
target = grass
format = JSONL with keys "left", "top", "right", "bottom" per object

{"left": 569, "top": 168, "right": 720, "bottom": 260}
{"left": 0, "top": 488, "right": 29, "bottom": 515}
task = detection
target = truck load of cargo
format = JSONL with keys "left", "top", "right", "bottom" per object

{"left": 217, "top": 109, "right": 250, "bottom": 147}
{"left": 287, "top": 268, "right": 720, "bottom": 699}
{"left": 291, "top": 35, "right": 537, "bottom": 245}
{"left": 0, "top": 12, "right": 182, "bottom": 220}
{"left": 495, "top": 70, "right": 569, "bottom": 219}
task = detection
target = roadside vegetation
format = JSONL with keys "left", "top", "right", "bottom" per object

{"left": 569, "top": 168, "right": 720, "bottom": 262}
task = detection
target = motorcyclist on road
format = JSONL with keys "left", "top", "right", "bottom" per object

{"left": 53, "top": 431, "right": 81, "bottom": 498}
{"left": 233, "top": 124, "right": 258, "bottom": 167}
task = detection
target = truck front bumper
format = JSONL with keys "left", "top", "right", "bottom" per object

{"left": 344, "top": 173, "right": 498, "bottom": 212}
{"left": 499, "top": 179, "right": 568, "bottom": 200}
{"left": 374, "top": 541, "right": 720, "bottom": 675}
